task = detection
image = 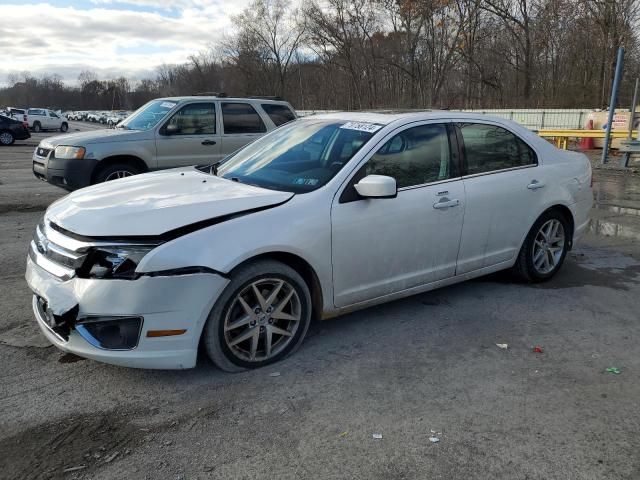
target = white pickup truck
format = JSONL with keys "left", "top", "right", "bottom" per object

{"left": 27, "top": 108, "right": 69, "bottom": 133}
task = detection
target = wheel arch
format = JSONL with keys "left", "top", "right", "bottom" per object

{"left": 543, "top": 204, "right": 575, "bottom": 248}
{"left": 229, "top": 251, "right": 324, "bottom": 322}
{"left": 91, "top": 155, "right": 149, "bottom": 183}
{"left": 518, "top": 203, "right": 576, "bottom": 256}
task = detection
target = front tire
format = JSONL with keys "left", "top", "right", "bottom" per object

{"left": 32, "top": 122, "right": 41, "bottom": 133}
{"left": 60, "top": 122, "right": 68, "bottom": 132}
{"left": 203, "top": 260, "right": 312, "bottom": 372}
{"left": 513, "top": 210, "right": 570, "bottom": 282}
{"left": 0, "top": 131, "right": 15, "bottom": 146}
{"left": 94, "top": 163, "right": 139, "bottom": 183}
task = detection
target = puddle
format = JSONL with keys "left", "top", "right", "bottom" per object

{"left": 589, "top": 217, "right": 640, "bottom": 241}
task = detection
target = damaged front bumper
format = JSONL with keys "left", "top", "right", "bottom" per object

{"left": 25, "top": 255, "right": 229, "bottom": 369}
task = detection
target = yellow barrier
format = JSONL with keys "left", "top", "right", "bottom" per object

{"left": 537, "top": 129, "right": 639, "bottom": 149}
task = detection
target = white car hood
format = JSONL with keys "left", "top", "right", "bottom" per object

{"left": 46, "top": 168, "right": 293, "bottom": 237}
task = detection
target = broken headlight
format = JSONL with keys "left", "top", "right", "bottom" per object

{"left": 85, "top": 246, "right": 156, "bottom": 279}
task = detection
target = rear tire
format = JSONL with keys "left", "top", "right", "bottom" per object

{"left": 32, "top": 122, "right": 41, "bottom": 133}
{"left": 512, "top": 210, "right": 571, "bottom": 282}
{"left": 203, "top": 260, "right": 312, "bottom": 372}
{"left": 94, "top": 163, "right": 139, "bottom": 183}
{"left": 0, "top": 131, "right": 15, "bottom": 146}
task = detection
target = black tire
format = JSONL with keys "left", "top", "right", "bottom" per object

{"left": 60, "top": 122, "right": 68, "bottom": 132}
{"left": 94, "top": 163, "right": 140, "bottom": 183}
{"left": 32, "top": 122, "right": 41, "bottom": 133}
{"left": 512, "top": 209, "right": 571, "bottom": 282}
{"left": 203, "top": 260, "right": 312, "bottom": 372}
{"left": 0, "top": 130, "right": 15, "bottom": 146}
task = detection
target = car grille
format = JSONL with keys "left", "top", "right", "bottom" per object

{"left": 29, "top": 221, "right": 89, "bottom": 280}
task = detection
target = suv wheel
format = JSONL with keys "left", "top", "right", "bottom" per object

{"left": 95, "top": 163, "right": 140, "bottom": 183}
{"left": 203, "top": 260, "right": 312, "bottom": 372}
{"left": 0, "top": 131, "right": 15, "bottom": 146}
{"left": 32, "top": 122, "right": 41, "bottom": 133}
{"left": 60, "top": 123, "right": 68, "bottom": 132}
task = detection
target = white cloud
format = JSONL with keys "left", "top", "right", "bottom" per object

{"left": 0, "top": 1, "right": 250, "bottom": 86}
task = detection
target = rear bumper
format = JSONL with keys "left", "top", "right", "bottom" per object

{"left": 25, "top": 255, "right": 229, "bottom": 369}
{"left": 32, "top": 151, "right": 97, "bottom": 191}
{"left": 12, "top": 127, "right": 30, "bottom": 140}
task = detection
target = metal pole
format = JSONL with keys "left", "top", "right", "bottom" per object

{"left": 602, "top": 47, "right": 625, "bottom": 164}
{"left": 622, "top": 77, "right": 638, "bottom": 167}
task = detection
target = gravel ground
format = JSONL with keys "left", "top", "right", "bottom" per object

{"left": 1, "top": 129, "right": 639, "bottom": 479}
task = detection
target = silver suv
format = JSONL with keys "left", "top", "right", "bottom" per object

{"left": 32, "top": 96, "right": 296, "bottom": 190}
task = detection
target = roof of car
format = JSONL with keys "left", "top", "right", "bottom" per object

{"left": 158, "top": 96, "right": 290, "bottom": 104}
{"left": 307, "top": 110, "right": 512, "bottom": 125}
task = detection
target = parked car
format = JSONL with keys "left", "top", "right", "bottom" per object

{"left": 32, "top": 96, "right": 297, "bottom": 190}
{"left": 4, "top": 107, "right": 28, "bottom": 124}
{"left": 27, "top": 108, "right": 68, "bottom": 133}
{"left": 25, "top": 111, "right": 593, "bottom": 370}
{"left": 0, "top": 113, "right": 31, "bottom": 145}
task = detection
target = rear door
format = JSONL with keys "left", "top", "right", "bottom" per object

{"left": 455, "top": 121, "right": 545, "bottom": 274}
{"left": 155, "top": 102, "right": 222, "bottom": 168}
{"left": 219, "top": 102, "right": 268, "bottom": 155}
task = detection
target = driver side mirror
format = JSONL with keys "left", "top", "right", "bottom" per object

{"left": 165, "top": 123, "right": 180, "bottom": 135}
{"left": 354, "top": 175, "right": 397, "bottom": 199}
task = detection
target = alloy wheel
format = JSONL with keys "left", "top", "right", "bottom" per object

{"left": 0, "top": 132, "right": 13, "bottom": 145}
{"left": 223, "top": 278, "right": 301, "bottom": 362}
{"left": 104, "top": 170, "right": 134, "bottom": 181}
{"left": 532, "top": 219, "right": 565, "bottom": 274}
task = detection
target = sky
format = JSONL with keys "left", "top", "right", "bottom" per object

{"left": 0, "top": 0, "right": 251, "bottom": 86}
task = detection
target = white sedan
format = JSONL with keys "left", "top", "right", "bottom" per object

{"left": 25, "top": 112, "right": 592, "bottom": 371}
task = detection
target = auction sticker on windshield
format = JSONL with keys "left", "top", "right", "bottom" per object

{"left": 339, "top": 122, "right": 383, "bottom": 133}
{"left": 160, "top": 102, "right": 177, "bottom": 109}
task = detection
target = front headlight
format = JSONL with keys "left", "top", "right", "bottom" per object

{"left": 84, "top": 246, "right": 156, "bottom": 279}
{"left": 54, "top": 145, "right": 86, "bottom": 159}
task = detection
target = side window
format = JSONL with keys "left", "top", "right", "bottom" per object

{"left": 366, "top": 124, "right": 453, "bottom": 189}
{"left": 49, "top": 112, "right": 59, "bottom": 118}
{"left": 459, "top": 123, "right": 536, "bottom": 175}
{"left": 261, "top": 104, "right": 295, "bottom": 126}
{"left": 222, "top": 103, "right": 267, "bottom": 134}
{"left": 164, "top": 103, "right": 216, "bottom": 135}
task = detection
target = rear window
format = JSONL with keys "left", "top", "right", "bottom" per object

{"left": 221, "top": 103, "right": 267, "bottom": 134}
{"left": 261, "top": 104, "right": 295, "bottom": 126}
{"left": 28, "top": 109, "right": 45, "bottom": 116}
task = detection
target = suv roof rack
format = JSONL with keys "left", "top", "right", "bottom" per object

{"left": 193, "top": 92, "right": 228, "bottom": 97}
{"left": 247, "top": 96, "right": 283, "bottom": 101}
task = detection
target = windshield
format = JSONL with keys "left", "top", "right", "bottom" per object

{"left": 216, "top": 119, "right": 380, "bottom": 193}
{"left": 118, "top": 99, "right": 177, "bottom": 131}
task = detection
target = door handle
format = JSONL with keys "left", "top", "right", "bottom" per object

{"left": 433, "top": 198, "right": 460, "bottom": 209}
{"left": 201, "top": 140, "right": 217, "bottom": 146}
{"left": 527, "top": 180, "right": 545, "bottom": 190}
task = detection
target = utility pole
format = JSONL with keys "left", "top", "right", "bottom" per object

{"left": 601, "top": 47, "right": 624, "bottom": 165}
{"left": 622, "top": 78, "right": 639, "bottom": 168}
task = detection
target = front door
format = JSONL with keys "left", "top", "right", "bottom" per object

{"left": 155, "top": 102, "right": 222, "bottom": 168}
{"left": 331, "top": 122, "right": 465, "bottom": 307}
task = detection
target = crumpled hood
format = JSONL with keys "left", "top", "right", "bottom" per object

{"left": 46, "top": 168, "right": 293, "bottom": 237}
{"left": 41, "top": 128, "right": 146, "bottom": 148}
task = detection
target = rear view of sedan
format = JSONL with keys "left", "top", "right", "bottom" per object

{"left": 25, "top": 112, "right": 592, "bottom": 371}
{"left": 0, "top": 114, "right": 30, "bottom": 145}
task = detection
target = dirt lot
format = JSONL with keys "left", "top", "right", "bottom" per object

{"left": 1, "top": 127, "right": 640, "bottom": 479}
